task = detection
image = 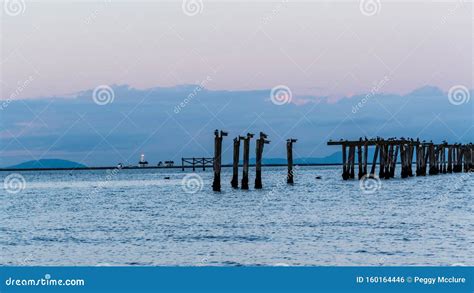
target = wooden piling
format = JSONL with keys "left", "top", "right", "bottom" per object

{"left": 447, "top": 146, "right": 453, "bottom": 173}
{"left": 212, "top": 129, "right": 227, "bottom": 192}
{"left": 383, "top": 144, "right": 390, "bottom": 179}
{"left": 422, "top": 145, "right": 429, "bottom": 176}
{"left": 255, "top": 132, "right": 270, "bottom": 189}
{"left": 342, "top": 144, "right": 349, "bottom": 180}
{"left": 212, "top": 130, "right": 226, "bottom": 191}
{"left": 463, "top": 147, "right": 469, "bottom": 172}
{"left": 379, "top": 141, "right": 385, "bottom": 179}
{"left": 241, "top": 133, "right": 253, "bottom": 190}
{"left": 428, "top": 145, "right": 436, "bottom": 175}
{"left": 415, "top": 143, "right": 421, "bottom": 176}
{"left": 385, "top": 144, "right": 393, "bottom": 179}
{"left": 231, "top": 136, "right": 243, "bottom": 188}
{"left": 455, "top": 145, "right": 462, "bottom": 172}
{"left": 391, "top": 145, "right": 399, "bottom": 178}
{"left": 357, "top": 144, "right": 363, "bottom": 179}
{"left": 349, "top": 146, "right": 355, "bottom": 179}
{"left": 407, "top": 144, "right": 414, "bottom": 177}
{"left": 287, "top": 138, "right": 297, "bottom": 184}
{"left": 370, "top": 144, "right": 379, "bottom": 178}
{"left": 400, "top": 144, "right": 408, "bottom": 178}
{"left": 469, "top": 147, "right": 472, "bottom": 171}
{"left": 363, "top": 142, "right": 368, "bottom": 176}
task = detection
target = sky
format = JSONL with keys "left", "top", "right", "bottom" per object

{"left": 1, "top": 0, "right": 472, "bottom": 100}
{"left": 0, "top": 0, "right": 473, "bottom": 166}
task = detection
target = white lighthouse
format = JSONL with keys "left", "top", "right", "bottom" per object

{"left": 138, "top": 153, "right": 148, "bottom": 167}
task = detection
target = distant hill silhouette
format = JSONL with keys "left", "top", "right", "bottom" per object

{"left": 8, "top": 159, "right": 87, "bottom": 169}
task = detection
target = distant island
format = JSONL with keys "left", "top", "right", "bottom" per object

{"left": 2, "top": 153, "right": 344, "bottom": 171}
{"left": 7, "top": 159, "right": 87, "bottom": 169}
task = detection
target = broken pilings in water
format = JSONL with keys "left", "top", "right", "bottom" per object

{"left": 328, "top": 138, "right": 473, "bottom": 181}
{"left": 254, "top": 132, "right": 270, "bottom": 189}
{"left": 212, "top": 129, "right": 228, "bottom": 192}
{"left": 287, "top": 138, "right": 297, "bottom": 184}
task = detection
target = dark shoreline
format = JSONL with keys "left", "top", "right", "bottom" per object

{"left": 0, "top": 163, "right": 342, "bottom": 172}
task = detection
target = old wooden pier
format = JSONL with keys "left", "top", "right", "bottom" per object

{"left": 328, "top": 138, "right": 473, "bottom": 180}
{"left": 210, "top": 130, "right": 298, "bottom": 191}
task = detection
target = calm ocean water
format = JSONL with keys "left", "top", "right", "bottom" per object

{"left": 1, "top": 166, "right": 473, "bottom": 266}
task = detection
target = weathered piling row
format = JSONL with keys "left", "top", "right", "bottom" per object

{"left": 328, "top": 138, "right": 473, "bottom": 180}
{"left": 287, "top": 139, "right": 297, "bottom": 184}
{"left": 254, "top": 132, "right": 270, "bottom": 189}
{"left": 212, "top": 129, "right": 228, "bottom": 191}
